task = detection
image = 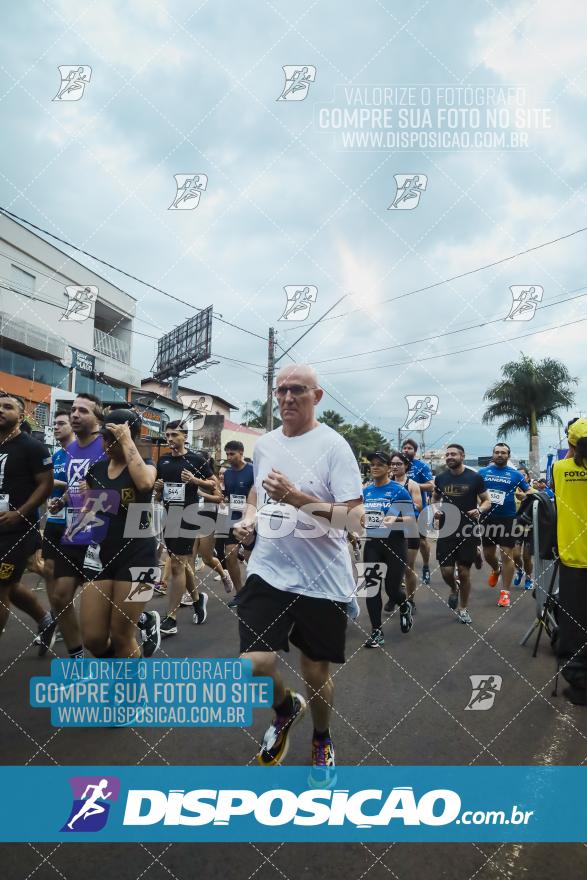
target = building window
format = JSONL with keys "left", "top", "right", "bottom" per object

{"left": 34, "top": 403, "right": 49, "bottom": 426}
{"left": 74, "top": 373, "right": 127, "bottom": 402}
{"left": 0, "top": 346, "right": 69, "bottom": 387}
{"left": 10, "top": 264, "right": 36, "bottom": 294}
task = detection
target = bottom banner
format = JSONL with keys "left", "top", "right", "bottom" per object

{"left": 1, "top": 766, "right": 584, "bottom": 842}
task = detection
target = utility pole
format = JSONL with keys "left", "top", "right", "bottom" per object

{"left": 266, "top": 327, "right": 275, "bottom": 432}
{"left": 397, "top": 428, "right": 401, "bottom": 450}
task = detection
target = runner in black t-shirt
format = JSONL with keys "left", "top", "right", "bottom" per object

{"left": 432, "top": 444, "right": 491, "bottom": 624}
{"left": 77, "top": 408, "right": 160, "bottom": 659}
{"left": 155, "top": 422, "right": 232, "bottom": 637}
{"left": 0, "top": 392, "right": 55, "bottom": 654}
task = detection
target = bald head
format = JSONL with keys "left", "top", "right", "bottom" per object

{"left": 276, "top": 363, "right": 319, "bottom": 388}
{"left": 274, "top": 363, "right": 323, "bottom": 436}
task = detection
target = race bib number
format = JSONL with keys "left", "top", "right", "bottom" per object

{"left": 218, "top": 502, "right": 229, "bottom": 516}
{"left": 258, "top": 489, "right": 295, "bottom": 522}
{"left": 163, "top": 482, "right": 185, "bottom": 503}
{"left": 84, "top": 543, "right": 102, "bottom": 572}
{"left": 365, "top": 510, "right": 384, "bottom": 529}
{"left": 489, "top": 489, "right": 506, "bottom": 506}
{"left": 50, "top": 505, "right": 66, "bottom": 521}
{"left": 230, "top": 494, "right": 246, "bottom": 511}
{"left": 0, "top": 493, "right": 9, "bottom": 513}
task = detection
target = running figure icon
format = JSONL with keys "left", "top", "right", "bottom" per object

{"left": 67, "top": 779, "right": 112, "bottom": 830}
{"left": 65, "top": 491, "right": 112, "bottom": 542}
{"left": 465, "top": 675, "right": 503, "bottom": 710}
{"left": 388, "top": 174, "right": 428, "bottom": 210}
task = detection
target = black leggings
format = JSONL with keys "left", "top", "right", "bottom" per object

{"left": 364, "top": 537, "right": 407, "bottom": 629}
{"left": 557, "top": 562, "right": 587, "bottom": 688}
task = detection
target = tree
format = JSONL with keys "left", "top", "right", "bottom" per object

{"left": 481, "top": 354, "right": 577, "bottom": 475}
{"left": 319, "top": 410, "right": 390, "bottom": 460}
{"left": 241, "top": 399, "right": 281, "bottom": 429}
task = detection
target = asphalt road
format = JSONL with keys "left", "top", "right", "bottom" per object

{"left": 1, "top": 556, "right": 586, "bottom": 879}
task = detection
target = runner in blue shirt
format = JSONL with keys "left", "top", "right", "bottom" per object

{"left": 362, "top": 451, "right": 416, "bottom": 647}
{"left": 401, "top": 439, "right": 434, "bottom": 585}
{"left": 479, "top": 442, "right": 529, "bottom": 608}
{"left": 223, "top": 440, "right": 255, "bottom": 605}
{"left": 42, "top": 410, "right": 74, "bottom": 612}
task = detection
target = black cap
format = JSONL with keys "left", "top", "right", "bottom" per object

{"left": 366, "top": 450, "right": 391, "bottom": 465}
{"left": 102, "top": 406, "right": 142, "bottom": 440}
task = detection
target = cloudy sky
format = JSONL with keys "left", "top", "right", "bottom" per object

{"left": 1, "top": 0, "right": 586, "bottom": 460}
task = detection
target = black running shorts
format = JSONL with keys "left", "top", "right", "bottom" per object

{"left": 238, "top": 574, "right": 348, "bottom": 664}
{"left": 436, "top": 536, "right": 479, "bottom": 567}
{"left": 481, "top": 516, "right": 521, "bottom": 548}
{"left": 42, "top": 521, "right": 66, "bottom": 561}
{"left": 0, "top": 530, "right": 38, "bottom": 586}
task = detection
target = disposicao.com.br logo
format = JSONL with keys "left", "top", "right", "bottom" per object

{"left": 122, "top": 786, "right": 532, "bottom": 829}
{"left": 61, "top": 776, "right": 120, "bottom": 832}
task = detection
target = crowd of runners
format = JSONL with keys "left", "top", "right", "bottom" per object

{"left": 0, "top": 364, "right": 585, "bottom": 779}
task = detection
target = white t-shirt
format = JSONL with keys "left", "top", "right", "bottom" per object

{"left": 247, "top": 423, "right": 363, "bottom": 601}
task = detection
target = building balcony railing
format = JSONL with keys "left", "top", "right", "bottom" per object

{"left": 93, "top": 327, "right": 130, "bottom": 364}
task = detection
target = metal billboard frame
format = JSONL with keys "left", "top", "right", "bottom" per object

{"left": 153, "top": 306, "right": 213, "bottom": 381}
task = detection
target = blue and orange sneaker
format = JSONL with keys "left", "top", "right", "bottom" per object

{"left": 257, "top": 691, "right": 307, "bottom": 766}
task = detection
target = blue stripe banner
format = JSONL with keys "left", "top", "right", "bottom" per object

{"left": 0, "top": 766, "right": 584, "bottom": 842}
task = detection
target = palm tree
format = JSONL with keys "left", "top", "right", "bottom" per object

{"left": 482, "top": 354, "right": 577, "bottom": 475}
{"left": 241, "top": 399, "right": 281, "bottom": 429}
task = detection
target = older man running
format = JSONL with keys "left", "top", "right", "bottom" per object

{"left": 234, "top": 364, "right": 363, "bottom": 783}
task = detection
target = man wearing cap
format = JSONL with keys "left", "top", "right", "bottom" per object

{"left": 552, "top": 417, "right": 587, "bottom": 705}
{"left": 362, "top": 451, "right": 415, "bottom": 647}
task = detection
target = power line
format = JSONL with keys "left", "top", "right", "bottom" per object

{"left": 0, "top": 206, "right": 267, "bottom": 342}
{"left": 321, "top": 315, "right": 587, "bottom": 375}
{"left": 279, "top": 223, "right": 587, "bottom": 333}
{"left": 274, "top": 294, "right": 348, "bottom": 364}
{"left": 308, "top": 288, "right": 587, "bottom": 366}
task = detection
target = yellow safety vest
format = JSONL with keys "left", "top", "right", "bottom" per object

{"left": 553, "top": 458, "right": 587, "bottom": 568}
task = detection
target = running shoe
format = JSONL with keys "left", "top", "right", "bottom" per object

{"left": 160, "top": 615, "right": 178, "bottom": 637}
{"left": 37, "top": 613, "right": 57, "bottom": 657}
{"left": 221, "top": 571, "right": 234, "bottom": 594}
{"left": 409, "top": 599, "right": 416, "bottom": 616}
{"left": 193, "top": 592, "right": 208, "bottom": 624}
{"left": 422, "top": 565, "right": 430, "bottom": 585}
{"left": 524, "top": 576, "right": 533, "bottom": 591}
{"left": 257, "top": 690, "right": 307, "bottom": 766}
{"left": 448, "top": 591, "right": 459, "bottom": 610}
{"left": 308, "top": 736, "right": 337, "bottom": 789}
{"left": 497, "top": 589, "right": 510, "bottom": 608}
{"left": 139, "top": 610, "right": 161, "bottom": 658}
{"left": 153, "top": 582, "right": 167, "bottom": 596}
{"left": 513, "top": 568, "right": 524, "bottom": 587}
{"left": 179, "top": 591, "right": 193, "bottom": 607}
{"left": 474, "top": 548, "right": 483, "bottom": 570}
{"left": 488, "top": 566, "right": 501, "bottom": 588}
{"left": 457, "top": 609, "right": 472, "bottom": 624}
{"left": 399, "top": 601, "right": 413, "bottom": 634}
{"left": 227, "top": 596, "right": 239, "bottom": 609}
{"left": 364, "top": 628, "right": 384, "bottom": 648}
{"left": 194, "top": 556, "right": 204, "bottom": 571}
{"left": 383, "top": 600, "right": 394, "bottom": 614}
